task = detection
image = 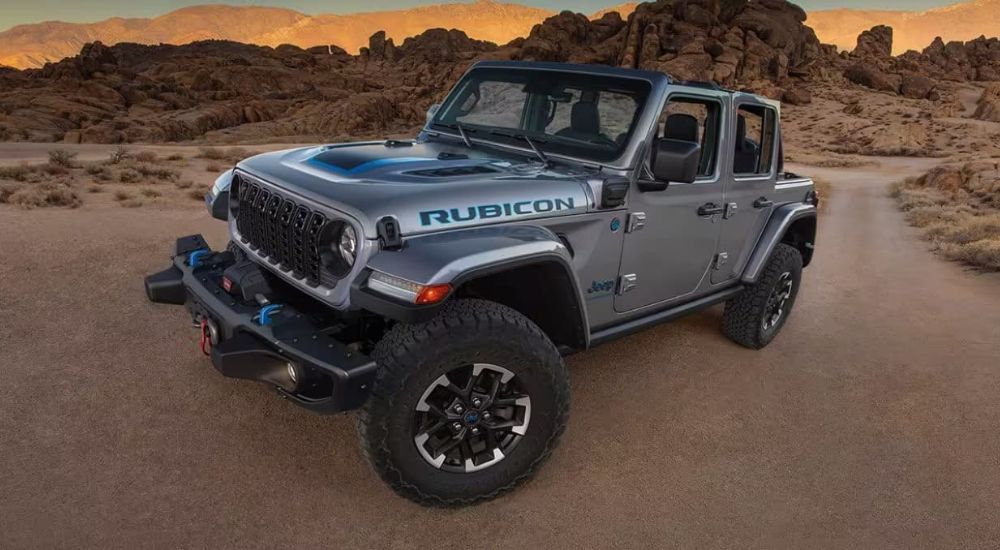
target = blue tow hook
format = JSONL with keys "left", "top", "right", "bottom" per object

{"left": 187, "top": 249, "right": 210, "bottom": 267}
{"left": 254, "top": 304, "right": 283, "bottom": 326}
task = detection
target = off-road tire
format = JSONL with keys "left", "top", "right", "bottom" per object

{"left": 357, "top": 299, "right": 570, "bottom": 506}
{"left": 723, "top": 243, "right": 803, "bottom": 349}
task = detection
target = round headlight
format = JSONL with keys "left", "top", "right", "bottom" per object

{"left": 338, "top": 224, "right": 357, "bottom": 267}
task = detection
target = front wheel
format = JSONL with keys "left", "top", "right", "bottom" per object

{"left": 357, "top": 299, "right": 569, "bottom": 506}
{"left": 722, "top": 243, "right": 803, "bottom": 349}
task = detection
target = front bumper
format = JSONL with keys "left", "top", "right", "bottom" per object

{"left": 144, "top": 234, "right": 377, "bottom": 414}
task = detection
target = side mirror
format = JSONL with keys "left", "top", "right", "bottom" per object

{"left": 642, "top": 138, "right": 701, "bottom": 191}
{"left": 426, "top": 103, "right": 441, "bottom": 123}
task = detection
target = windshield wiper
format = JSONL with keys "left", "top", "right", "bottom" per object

{"left": 433, "top": 122, "right": 474, "bottom": 149}
{"left": 488, "top": 129, "right": 551, "bottom": 167}
{"left": 519, "top": 134, "right": 551, "bottom": 167}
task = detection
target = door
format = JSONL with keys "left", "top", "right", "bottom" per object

{"left": 711, "top": 99, "right": 779, "bottom": 284}
{"left": 615, "top": 93, "right": 726, "bottom": 313}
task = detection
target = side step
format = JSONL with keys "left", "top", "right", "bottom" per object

{"left": 589, "top": 285, "right": 744, "bottom": 346}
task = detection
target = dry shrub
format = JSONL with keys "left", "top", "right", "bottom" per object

{"left": 140, "top": 188, "right": 161, "bottom": 198}
{"left": 175, "top": 180, "right": 194, "bottom": 189}
{"left": 113, "top": 190, "right": 132, "bottom": 201}
{"left": 206, "top": 163, "right": 222, "bottom": 172}
{"left": 41, "top": 163, "right": 69, "bottom": 176}
{"left": 85, "top": 165, "right": 112, "bottom": 181}
{"left": 7, "top": 182, "right": 81, "bottom": 209}
{"left": 0, "top": 183, "right": 19, "bottom": 203}
{"left": 135, "top": 164, "right": 179, "bottom": 180}
{"left": 108, "top": 145, "right": 130, "bottom": 165}
{"left": 120, "top": 198, "right": 144, "bottom": 208}
{"left": 135, "top": 151, "right": 159, "bottom": 163}
{"left": 0, "top": 163, "right": 38, "bottom": 182}
{"left": 47, "top": 149, "right": 77, "bottom": 167}
{"left": 938, "top": 239, "right": 1000, "bottom": 270}
{"left": 86, "top": 185, "right": 103, "bottom": 193}
{"left": 198, "top": 146, "right": 252, "bottom": 163}
{"left": 166, "top": 153, "right": 184, "bottom": 161}
{"left": 188, "top": 188, "right": 207, "bottom": 200}
{"left": 119, "top": 169, "right": 140, "bottom": 184}
{"left": 892, "top": 162, "right": 1000, "bottom": 271}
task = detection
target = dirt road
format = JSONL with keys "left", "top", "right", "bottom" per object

{"left": 2, "top": 159, "right": 999, "bottom": 549}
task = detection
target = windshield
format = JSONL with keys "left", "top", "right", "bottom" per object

{"left": 430, "top": 67, "right": 652, "bottom": 163}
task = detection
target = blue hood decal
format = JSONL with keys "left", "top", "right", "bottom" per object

{"left": 308, "top": 156, "right": 433, "bottom": 176}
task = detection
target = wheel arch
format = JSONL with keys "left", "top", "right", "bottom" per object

{"left": 741, "top": 203, "right": 816, "bottom": 284}
{"left": 452, "top": 257, "right": 588, "bottom": 352}
{"left": 354, "top": 224, "right": 590, "bottom": 351}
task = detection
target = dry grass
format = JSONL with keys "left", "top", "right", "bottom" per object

{"left": 113, "top": 190, "right": 132, "bottom": 201}
{"left": 198, "top": 146, "right": 254, "bottom": 164}
{"left": 165, "top": 153, "right": 185, "bottom": 161}
{"left": 135, "top": 151, "right": 158, "bottom": 163}
{"left": 893, "top": 162, "right": 1000, "bottom": 271}
{"left": 188, "top": 188, "right": 207, "bottom": 201}
{"left": 1, "top": 182, "right": 81, "bottom": 209}
{"left": 119, "top": 169, "right": 140, "bottom": 184}
{"left": 0, "top": 163, "right": 39, "bottom": 182}
{"left": 140, "top": 188, "right": 161, "bottom": 198}
{"left": 135, "top": 164, "right": 180, "bottom": 181}
{"left": 85, "top": 165, "right": 112, "bottom": 181}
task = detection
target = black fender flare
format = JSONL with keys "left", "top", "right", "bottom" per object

{"left": 741, "top": 203, "right": 817, "bottom": 284}
{"left": 351, "top": 224, "right": 590, "bottom": 347}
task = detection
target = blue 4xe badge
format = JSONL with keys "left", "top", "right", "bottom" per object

{"left": 419, "top": 197, "right": 575, "bottom": 226}
{"left": 587, "top": 279, "right": 615, "bottom": 295}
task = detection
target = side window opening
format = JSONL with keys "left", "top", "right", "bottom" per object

{"left": 655, "top": 97, "right": 721, "bottom": 179}
{"left": 733, "top": 104, "right": 777, "bottom": 176}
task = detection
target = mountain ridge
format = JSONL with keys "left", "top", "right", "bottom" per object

{"left": 0, "top": 1, "right": 560, "bottom": 69}
{"left": 808, "top": 0, "right": 1000, "bottom": 53}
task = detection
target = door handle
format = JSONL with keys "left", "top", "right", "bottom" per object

{"left": 697, "top": 202, "right": 724, "bottom": 216}
{"left": 753, "top": 197, "right": 773, "bottom": 209}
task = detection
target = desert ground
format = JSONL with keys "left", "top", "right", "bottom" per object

{"left": 2, "top": 138, "right": 1000, "bottom": 548}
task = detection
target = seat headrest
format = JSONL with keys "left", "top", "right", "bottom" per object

{"left": 570, "top": 102, "right": 600, "bottom": 135}
{"left": 736, "top": 114, "right": 747, "bottom": 150}
{"left": 664, "top": 113, "right": 699, "bottom": 143}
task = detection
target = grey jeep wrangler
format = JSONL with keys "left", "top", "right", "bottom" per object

{"left": 145, "top": 61, "right": 818, "bottom": 505}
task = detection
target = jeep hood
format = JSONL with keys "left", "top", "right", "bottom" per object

{"left": 236, "top": 141, "right": 598, "bottom": 237}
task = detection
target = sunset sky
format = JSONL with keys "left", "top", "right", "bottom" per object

{"left": 0, "top": 0, "right": 960, "bottom": 31}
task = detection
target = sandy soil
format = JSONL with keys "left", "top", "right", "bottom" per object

{"left": 2, "top": 154, "right": 1000, "bottom": 548}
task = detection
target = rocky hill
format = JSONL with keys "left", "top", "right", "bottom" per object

{"left": 808, "top": 0, "right": 1000, "bottom": 54}
{"left": 0, "top": 1, "right": 557, "bottom": 70}
{"left": 1, "top": 0, "right": 999, "bottom": 145}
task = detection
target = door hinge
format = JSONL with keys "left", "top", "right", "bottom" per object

{"left": 617, "top": 273, "right": 638, "bottom": 295}
{"left": 713, "top": 252, "right": 729, "bottom": 270}
{"left": 626, "top": 212, "right": 646, "bottom": 233}
{"left": 724, "top": 202, "right": 738, "bottom": 219}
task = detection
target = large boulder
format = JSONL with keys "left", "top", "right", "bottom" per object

{"left": 852, "top": 25, "right": 893, "bottom": 59}
{"left": 844, "top": 63, "right": 900, "bottom": 93}
{"left": 899, "top": 72, "right": 938, "bottom": 100}
{"left": 973, "top": 84, "right": 1000, "bottom": 122}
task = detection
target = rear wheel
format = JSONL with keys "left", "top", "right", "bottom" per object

{"left": 722, "top": 243, "right": 802, "bottom": 349}
{"left": 357, "top": 299, "right": 569, "bottom": 506}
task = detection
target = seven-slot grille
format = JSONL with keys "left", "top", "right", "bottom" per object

{"left": 233, "top": 174, "right": 329, "bottom": 287}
